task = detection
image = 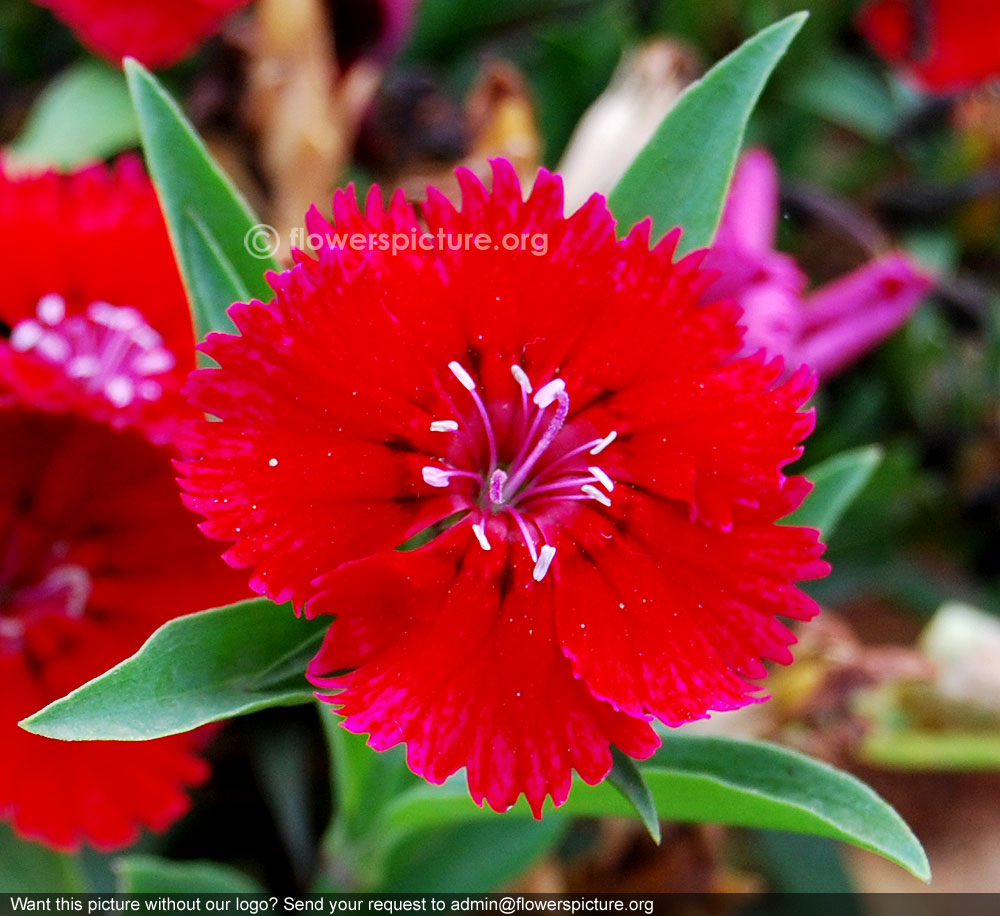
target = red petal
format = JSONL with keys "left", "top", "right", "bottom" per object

{"left": 307, "top": 523, "right": 659, "bottom": 817}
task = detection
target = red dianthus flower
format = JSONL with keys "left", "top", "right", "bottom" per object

{"left": 858, "top": 0, "right": 1000, "bottom": 94}
{"left": 0, "top": 159, "right": 246, "bottom": 850}
{"left": 32, "top": 0, "right": 250, "bottom": 68}
{"left": 178, "top": 160, "right": 830, "bottom": 815}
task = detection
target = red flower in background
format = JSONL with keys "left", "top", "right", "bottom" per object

{"left": 32, "top": 0, "right": 251, "bottom": 68}
{"left": 178, "top": 160, "right": 829, "bottom": 816}
{"left": 0, "top": 160, "right": 246, "bottom": 850}
{"left": 857, "top": 0, "right": 1000, "bottom": 93}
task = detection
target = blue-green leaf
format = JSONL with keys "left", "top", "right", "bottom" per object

{"left": 124, "top": 58, "right": 276, "bottom": 340}
{"left": 9, "top": 60, "right": 139, "bottom": 168}
{"left": 787, "top": 445, "right": 884, "bottom": 537}
{"left": 608, "top": 13, "right": 807, "bottom": 253}
{"left": 115, "top": 856, "right": 265, "bottom": 893}
{"left": 20, "top": 599, "right": 328, "bottom": 740}
{"left": 380, "top": 734, "right": 930, "bottom": 882}
{"left": 608, "top": 747, "right": 660, "bottom": 844}
{"left": 0, "top": 825, "right": 88, "bottom": 892}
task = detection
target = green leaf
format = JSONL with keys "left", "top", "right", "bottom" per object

{"left": 124, "top": 58, "right": 277, "bottom": 340}
{"left": 115, "top": 856, "right": 265, "bottom": 893}
{"left": 785, "top": 54, "right": 902, "bottom": 142}
{"left": 20, "top": 599, "right": 328, "bottom": 741}
{"left": 378, "top": 819, "right": 567, "bottom": 892}
{"left": 0, "top": 825, "right": 88, "bottom": 892}
{"left": 608, "top": 12, "right": 807, "bottom": 253}
{"left": 381, "top": 734, "right": 930, "bottom": 882}
{"left": 9, "top": 59, "right": 139, "bottom": 168}
{"left": 608, "top": 747, "right": 660, "bottom": 844}
{"left": 786, "top": 445, "right": 884, "bottom": 537}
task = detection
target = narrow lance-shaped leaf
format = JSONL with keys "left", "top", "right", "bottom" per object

{"left": 379, "top": 734, "right": 930, "bottom": 882}
{"left": 608, "top": 747, "right": 661, "bottom": 844}
{"left": 20, "top": 599, "right": 328, "bottom": 741}
{"left": 608, "top": 12, "right": 807, "bottom": 253}
{"left": 124, "top": 58, "right": 277, "bottom": 340}
{"left": 785, "top": 444, "right": 883, "bottom": 537}
{"left": 115, "top": 856, "right": 266, "bottom": 894}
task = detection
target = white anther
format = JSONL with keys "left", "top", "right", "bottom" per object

{"left": 448, "top": 360, "right": 477, "bottom": 391}
{"left": 132, "top": 349, "right": 175, "bottom": 376}
{"left": 37, "top": 293, "right": 66, "bottom": 325}
{"left": 130, "top": 325, "right": 162, "bottom": 350}
{"left": 105, "top": 376, "right": 135, "bottom": 407}
{"left": 268, "top": 458, "right": 279, "bottom": 467}
{"left": 422, "top": 466, "right": 452, "bottom": 487}
{"left": 533, "top": 378, "right": 566, "bottom": 409}
{"left": 588, "top": 466, "right": 615, "bottom": 492}
{"left": 511, "top": 364, "right": 533, "bottom": 394}
{"left": 472, "top": 521, "right": 492, "bottom": 551}
{"left": 88, "top": 302, "right": 141, "bottom": 331}
{"left": 430, "top": 420, "right": 459, "bottom": 432}
{"left": 138, "top": 380, "right": 163, "bottom": 400}
{"left": 589, "top": 430, "right": 618, "bottom": 455}
{"left": 10, "top": 320, "right": 43, "bottom": 352}
{"left": 533, "top": 544, "right": 557, "bottom": 582}
{"left": 581, "top": 484, "right": 612, "bottom": 507}
{"left": 67, "top": 355, "right": 101, "bottom": 378}
{"left": 36, "top": 333, "right": 70, "bottom": 363}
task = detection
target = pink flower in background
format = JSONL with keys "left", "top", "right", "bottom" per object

{"left": 703, "top": 148, "right": 935, "bottom": 380}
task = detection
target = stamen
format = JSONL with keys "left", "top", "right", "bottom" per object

{"left": 449, "top": 359, "right": 498, "bottom": 471}
{"left": 421, "top": 466, "right": 480, "bottom": 488}
{"left": 511, "top": 364, "right": 533, "bottom": 394}
{"left": 508, "top": 508, "right": 539, "bottom": 563}
{"left": 37, "top": 293, "right": 66, "bottom": 325}
{"left": 503, "top": 381, "right": 570, "bottom": 496}
{"left": 430, "top": 420, "right": 459, "bottom": 432}
{"left": 589, "top": 430, "right": 618, "bottom": 455}
{"left": 588, "top": 466, "right": 615, "bottom": 492}
{"left": 581, "top": 484, "right": 612, "bottom": 507}
{"left": 472, "top": 521, "right": 492, "bottom": 551}
{"left": 532, "top": 545, "right": 556, "bottom": 582}
{"left": 533, "top": 378, "right": 566, "bottom": 409}
{"left": 448, "top": 360, "right": 477, "bottom": 391}
{"left": 10, "top": 320, "right": 43, "bottom": 352}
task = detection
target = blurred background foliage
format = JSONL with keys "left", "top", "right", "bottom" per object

{"left": 4, "top": 0, "right": 1000, "bottom": 899}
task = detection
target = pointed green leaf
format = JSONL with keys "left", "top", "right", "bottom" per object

{"left": 10, "top": 59, "right": 139, "bottom": 169}
{"left": 381, "top": 734, "right": 929, "bottom": 882}
{"left": 20, "top": 599, "right": 328, "bottom": 741}
{"left": 0, "top": 825, "right": 88, "bottom": 892}
{"left": 115, "top": 856, "right": 265, "bottom": 893}
{"left": 608, "top": 747, "right": 660, "bottom": 844}
{"left": 608, "top": 13, "right": 807, "bottom": 253}
{"left": 787, "top": 445, "right": 884, "bottom": 537}
{"left": 124, "top": 58, "right": 277, "bottom": 339}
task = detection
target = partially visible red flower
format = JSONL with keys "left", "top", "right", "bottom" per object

{"left": 703, "top": 148, "right": 934, "bottom": 380}
{"left": 0, "top": 156, "right": 195, "bottom": 443}
{"left": 857, "top": 0, "right": 1000, "bottom": 94}
{"left": 0, "top": 160, "right": 246, "bottom": 851}
{"left": 178, "top": 160, "right": 829, "bottom": 816}
{"left": 32, "top": 0, "right": 251, "bottom": 68}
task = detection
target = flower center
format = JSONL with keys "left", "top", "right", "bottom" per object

{"left": 0, "top": 531, "right": 92, "bottom": 649}
{"left": 422, "top": 361, "right": 617, "bottom": 582}
{"left": 10, "top": 293, "right": 175, "bottom": 409}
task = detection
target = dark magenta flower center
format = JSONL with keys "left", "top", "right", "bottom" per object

{"left": 0, "top": 524, "right": 90, "bottom": 648}
{"left": 421, "top": 361, "right": 617, "bottom": 581}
